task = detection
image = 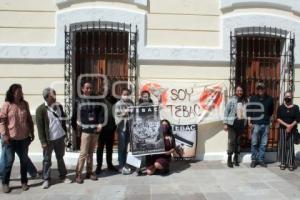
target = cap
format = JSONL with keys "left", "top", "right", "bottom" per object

{"left": 256, "top": 82, "right": 265, "bottom": 89}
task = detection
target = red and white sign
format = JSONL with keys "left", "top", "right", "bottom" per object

{"left": 140, "top": 80, "right": 225, "bottom": 125}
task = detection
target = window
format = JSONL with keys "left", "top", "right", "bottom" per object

{"left": 230, "top": 27, "right": 295, "bottom": 151}
{"left": 64, "top": 21, "right": 138, "bottom": 150}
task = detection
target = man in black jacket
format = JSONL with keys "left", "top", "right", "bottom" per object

{"left": 247, "top": 82, "right": 274, "bottom": 168}
{"left": 71, "top": 81, "right": 104, "bottom": 184}
{"left": 95, "top": 94, "right": 118, "bottom": 174}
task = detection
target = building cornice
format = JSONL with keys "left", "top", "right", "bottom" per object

{"left": 220, "top": 0, "right": 300, "bottom": 15}
{"left": 56, "top": 0, "right": 148, "bottom": 7}
{"left": 0, "top": 7, "right": 300, "bottom": 64}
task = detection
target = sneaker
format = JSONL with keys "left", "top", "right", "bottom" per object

{"left": 250, "top": 160, "right": 257, "bottom": 168}
{"left": 258, "top": 161, "right": 267, "bottom": 168}
{"left": 122, "top": 167, "right": 131, "bottom": 175}
{"left": 41, "top": 181, "right": 50, "bottom": 189}
{"left": 2, "top": 184, "right": 11, "bottom": 193}
{"left": 75, "top": 175, "right": 84, "bottom": 184}
{"left": 86, "top": 174, "right": 98, "bottom": 181}
{"left": 288, "top": 165, "right": 296, "bottom": 171}
{"left": 22, "top": 183, "right": 29, "bottom": 191}
{"left": 279, "top": 164, "right": 286, "bottom": 170}
{"left": 62, "top": 177, "right": 72, "bottom": 184}
{"left": 288, "top": 167, "right": 295, "bottom": 171}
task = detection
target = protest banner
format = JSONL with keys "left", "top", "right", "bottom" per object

{"left": 140, "top": 80, "right": 226, "bottom": 159}
{"left": 130, "top": 106, "right": 165, "bottom": 156}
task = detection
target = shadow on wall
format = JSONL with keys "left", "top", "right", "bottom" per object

{"left": 196, "top": 120, "right": 224, "bottom": 160}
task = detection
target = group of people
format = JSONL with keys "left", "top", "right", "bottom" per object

{"left": 1, "top": 80, "right": 298, "bottom": 193}
{"left": 0, "top": 81, "right": 176, "bottom": 193}
{"left": 224, "top": 82, "right": 300, "bottom": 171}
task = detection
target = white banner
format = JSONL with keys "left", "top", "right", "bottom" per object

{"left": 140, "top": 80, "right": 226, "bottom": 125}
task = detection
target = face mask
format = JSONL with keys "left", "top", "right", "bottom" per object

{"left": 122, "top": 95, "right": 129, "bottom": 101}
{"left": 284, "top": 97, "right": 292, "bottom": 104}
{"left": 142, "top": 97, "right": 149, "bottom": 102}
{"left": 162, "top": 125, "right": 169, "bottom": 133}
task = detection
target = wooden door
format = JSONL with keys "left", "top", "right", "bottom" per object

{"left": 73, "top": 29, "right": 129, "bottom": 150}
{"left": 241, "top": 58, "right": 280, "bottom": 151}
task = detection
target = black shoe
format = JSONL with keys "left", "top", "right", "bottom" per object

{"left": 135, "top": 168, "right": 143, "bottom": 176}
{"left": 227, "top": 155, "right": 234, "bottom": 168}
{"left": 288, "top": 165, "right": 296, "bottom": 171}
{"left": 233, "top": 154, "right": 240, "bottom": 166}
{"left": 95, "top": 167, "right": 102, "bottom": 175}
{"left": 250, "top": 160, "right": 257, "bottom": 168}
{"left": 107, "top": 165, "right": 118, "bottom": 172}
{"left": 258, "top": 161, "right": 267, "bottom": 168}
{"left": 161, "top": 168, "right": 170, "bottom": 175}
{"left": 288, "top": 167, "right": 294, "bottom": 171}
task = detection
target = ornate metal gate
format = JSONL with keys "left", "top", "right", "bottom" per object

{"left": 230, "top": 27, "right": 295, "bottom": 151}
{"left": 64, "top": 21, "right": 138, "bottom": 150}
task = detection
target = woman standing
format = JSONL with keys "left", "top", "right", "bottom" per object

{"left": 277, "top": 91, "right": 300, "bottom": 171}
{"left": 146, "top": 119, "right": 176, "bottom": 175}
{"left": 223, "top": 85, "right": 247, "bottom": 168}
{"left": 115, "top": 88, "right": 134, "bottom": 175}
{"left": 0, "top": 84, "right": 34, "bottom": 193}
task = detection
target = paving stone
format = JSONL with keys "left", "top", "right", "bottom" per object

{"left": 204, "top": 192, "right": 233, "bottom": 200}
{"left": 178, "top": 193, "right": 207, "bottom": 200}
{"left": 2, "top": 160, "right": 300, "bottom": 199}
{"left": 151, "top": 193, "right": 181, "bottom": 200}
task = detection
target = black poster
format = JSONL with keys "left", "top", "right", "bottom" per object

{"left": 130, "top": 106, "right": 165, "bottom": 156}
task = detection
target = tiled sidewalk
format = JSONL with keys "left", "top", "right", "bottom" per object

{"left": 1, "top": 161, "right": 300, "bottom": 200}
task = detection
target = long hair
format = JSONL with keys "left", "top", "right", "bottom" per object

{"left": 160, "top": 119, "right": 173, "bottom": 136}
{"left": 5, "top": 83, "right": 23, "bottom": 103}
{"left": 138, "top": 90, "right": 153, "bottom": 105}
{"left": 159, "top": 119, "right": 176, "bottom": 150}
{"left": 235, "top": 84, "right": 247, "bottom": 102}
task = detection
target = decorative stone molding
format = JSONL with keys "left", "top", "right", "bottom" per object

{"left": 220, "top": 0, "right": 300, "bottom": 15}
{"left": 56, "top": 0, "right": 148, "bottom": 7}
{"left": 0, "top": 7, "right": 300, "bottom": 64}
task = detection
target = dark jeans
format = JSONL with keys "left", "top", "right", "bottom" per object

{"left": 96, "top": 129, "right": 115, "bottom": 168}
{"left": 26, "top": 139, "right": 38, "bottom": 177}
{"left": 2, "top": 137, "right": 30, "bottom": 185}
{"left": 117, "top": 128, "right": 129, "bottom": 169}
{"left": 227, "top": 125, "right": 242, "bottom": 155}
{"left": 43, "top": 137, "right": 67, "bottom": 180}
{"left": 27, "top": 158, "right": 38, "bottom": 177}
